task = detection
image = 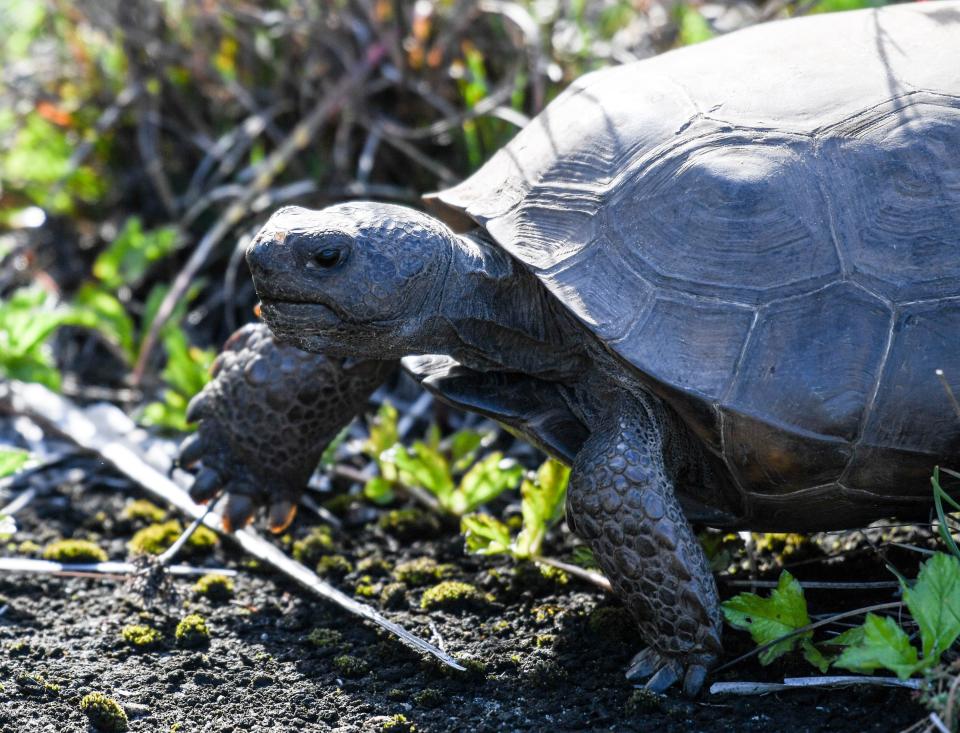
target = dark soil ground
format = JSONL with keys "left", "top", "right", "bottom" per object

{"left": 0, "top": 451, "right": 930, "bottom": 733}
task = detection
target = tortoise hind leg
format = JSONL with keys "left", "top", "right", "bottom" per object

{"left": 566, "top": 394, "right": 722, "bottom": 696}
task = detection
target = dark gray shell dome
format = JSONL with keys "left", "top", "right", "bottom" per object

{"left": 428, "top": 2, "right": 960, "bottom": 522}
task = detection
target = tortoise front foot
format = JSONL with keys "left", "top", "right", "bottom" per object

{"left": 176, "top": 322, "right": 393, "bottom": 532}
{"left": 568, "top": 396, "right": 722, "bottom": 697}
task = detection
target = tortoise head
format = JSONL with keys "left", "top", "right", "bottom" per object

{"left": 246, "top": 203, "right": 453, "bottom": 358}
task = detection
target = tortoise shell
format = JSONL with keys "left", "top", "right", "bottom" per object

{"left": 428, "top": 2, "right": 960, "bottom": 526}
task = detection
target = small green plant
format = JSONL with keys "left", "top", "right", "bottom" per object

{"left": 193, "top": 573, "right": 234, "bottom": 601}
{"left": 0, "top": 447, "right": 30, "bottom": 477}
{"left": 461, "top": 458, "right": 570, "bottom": 559}
{"left": 0, "top": 447, "right": 29, "bottom": 540}
{"left": 120, "top": 624, "right": 162, "bottom": 648}
{"left": 139, "top": 322, "right": 216, "bottom": 432}
{"left": 42, "top": 538, "right": 108, "bottom": 563}
{"left": 0, "top": 287, "right": 101, "bottom": 390}
{"left": 721, "top": 569, "right": 831, "bottom": 671}
{"left": 79, "top": 692, "right": 128, "bottom": 732}
{"left": 363, "top": 402, "right": 521, "bottom": 515}
{"left": 175, "top": 613, "right": 210, "bottom": 648}
{"left": 722, "top": 552, "right": 960, "bottom": 678}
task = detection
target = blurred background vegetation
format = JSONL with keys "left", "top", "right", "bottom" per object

{"left": 0, "top": 0, "right": 891, "bottom": 430}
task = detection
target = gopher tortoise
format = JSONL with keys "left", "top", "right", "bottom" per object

{"left": 179, "top": 2, "right": 960, "bottom": 695}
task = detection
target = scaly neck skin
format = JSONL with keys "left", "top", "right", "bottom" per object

{"left": 429, "top": 230, "right": 589, "bottom": 381}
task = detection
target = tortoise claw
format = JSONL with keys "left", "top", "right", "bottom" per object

{"left": 222, "top": 492, "right": 256, "bottom": 532}
{"left": 185, "top": 392, "right": 211, "bottom": 423}
{"left": 189, "top": 468, "right": 223, "bottom": 503}
{"left": 177, "top": 433, "right": 205, "bottom": 468}
{"left": 626, "top": 648, "right": 660, "bottom": 680}
{"left": 683, "top": 664, "right": 708, "bottom": 698}
{"left": 626, "top": 648, "right": 708, "bottom": 697}
{"left": 268, "top": 500, "right": 297, "bottom": 533}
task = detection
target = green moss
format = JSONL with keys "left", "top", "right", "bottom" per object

{"left": 128, "top": 520, "right": 217, "bottom": 556}
{"left": 306, "top": 627, "right": 343, "bottom": 648}
{"left": 386, "top": 687, "right": 405, "bottom": 701}
{"left": 17, "top": 540, "right": 40, "bottom": 555}
{"left": 535, "top": 633, "right": 556, "bottom": 649}
{"left": 193, "top": 573, "right": 234, "bottom": 602}
{"left": 357, "top": 557, "right": 392, "bottom": 576}
{"left": 587, "top": 605, "right": 637, "bottom": 642}
{"left": 120, "top": 624, "right": 161, "bottom": 648}
{"left": 419, "top": 581, "right": 486, "bottom": 611}
{"left": 42, "top": 539, "right": 107, "bottom": 563}
{"left": 120, "top": 499, "right": 166, "bottom": 524}
{"left": 625, "top": 687, "right": 666, "bottom": 714}
{"left": 354, "top": 576, "right": 378, "bottom": 597}
{"left": 412, "top": 687, "right": 443, "bottom": 708}
{"left": 292, "top": 526, "right": 335, "bottom": 566}
{"left": 175, "top": 614, "right": 210, "bottom": 648}
{"left": 333, "top": 654, "right": 369, "bottom": 677}
{"left": 322, "top": 493, "right": 355, "bottom": 516}
{"left": 531, "top": 604, "right": 562, "bottom": 623}
{"left": 317, "top": 554, "right": 353, "bottom": 578}
{"left": 16, "top": 673, "right": 60, "bottom": 695}
{"left": 79, "top": 692, "right": 128, "bottom": 732}
{"left": 377, "top": 508, "right": 440, "bottom": 540}
{"left": 379, "top": 714, "right": 416, "bottom": 732}
{"left": 537, "top": 563, "right": 570, "bottom": 585}
{"left": 380, "top": 582, "right": 407, "bottom": 610}
{"left": 393, "top": 557, "right": 454, "bottom": 586}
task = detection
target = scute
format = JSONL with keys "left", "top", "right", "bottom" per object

{"left": 613, "top": 294, "right": 753, "bottom": 399}
{"left": 857, "top": 300, "right": 960, "bottom": 455}
{"left": 605, "top": 134, "right": 840, "bottom": 303}
{"left": 728, "top": 283, "right": 892, "bottom": 443}
{"left": 822, "top": 98, "right": 960, "bottom": 301}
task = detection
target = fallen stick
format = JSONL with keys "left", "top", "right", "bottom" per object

{"left": 0, "top": 557, "right": 234, "bottom": 578}
{"left": 710, "top": 675, "right": 923, "bottom": 696}
{"left": 0, "top": 380, "right": 464, "bottom": 671}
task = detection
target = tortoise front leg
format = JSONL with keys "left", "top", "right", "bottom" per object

{"left": 178, "top": 322, "right": 396, "bottom": 531}
{"left": 566, "top": 394, "right": 722, "bottom": 696}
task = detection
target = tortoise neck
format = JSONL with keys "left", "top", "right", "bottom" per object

{"left": 435, "top": 230, "right": 588, "bottom": 380}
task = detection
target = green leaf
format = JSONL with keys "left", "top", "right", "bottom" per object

{"left": 450, "top": 429, "right": 485, "bottom": 473}
{"left": 73, "top": 284, "right": 136, "bottom": 361}
{"left": 801, "top": 639, "right": 834, "bottom": 673}
{"left": 320, "top": 425, "right": 351, "bottom": 469}
{"left": 454, "top": 452, "right": 523, "bottom": 515}
{"left": 93, "top": 217, "right": 179, "bottom": 290}
{"left": 363, "top": 401, "right": 399, "bottom": 465}
{"left": 364, "top": 476, "right": 395, "bottom": 506}
{"left": 514, "top": 459, "right": 571, "bottom": 558}
{"left": 721, "top": 570, "right": 812, "bottom": 665}
{"left": 675, "top": 4, "right": 715, "bottom": 46}
{"left": 461, "top": 513, "right": 512, "bottom": 555}
{"left": 0, "top": 514, "right": 16, "bottom": 540}
{"left": 0, "top": 448, "right": 30, "bottom": 478}
{"left": 392, "top": 443, "right": 454, "bottom": 501}
{"left": 902, "top": 552, "right": 960, "bottom": 663}
{"left": 833, "top": 613, "right": 921, "bottom": 679}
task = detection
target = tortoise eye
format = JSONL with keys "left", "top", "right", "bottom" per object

{"left": 309, "top": 247, "right": 343, "bottom": 269}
